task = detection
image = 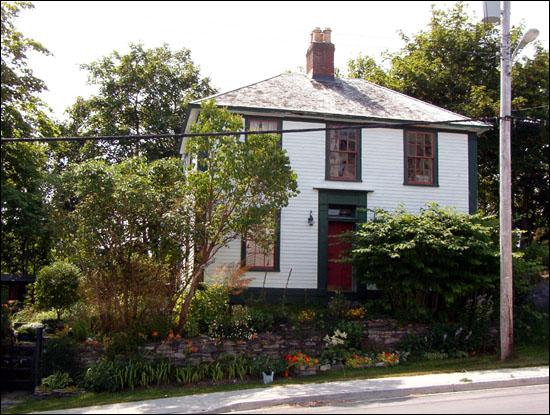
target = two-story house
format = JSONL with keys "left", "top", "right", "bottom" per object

{"left": 180, "top": 28, "right": 490, "bottom": 300}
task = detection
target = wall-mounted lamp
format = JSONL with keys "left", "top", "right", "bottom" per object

{"left": 308, "top": 211, "right": 315, "bottom": 226}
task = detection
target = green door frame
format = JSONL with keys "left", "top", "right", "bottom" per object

{"left": 317, "top": 189, "right": 372, "bottom": 293}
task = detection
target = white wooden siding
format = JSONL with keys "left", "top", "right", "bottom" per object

{"left": 205, "top": 122, "right": 470, "bottom": 289}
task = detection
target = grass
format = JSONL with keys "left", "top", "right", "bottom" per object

{"left": 5, "top": 344, "right": 548, "bottom": 414}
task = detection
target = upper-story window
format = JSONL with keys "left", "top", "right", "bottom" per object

{"left": 247, "top": 118, "right": 279, "bottom": 133}
{"left": 327, "top": 124, "right": 360, "bottom": 181}
{"left": 405, "top": 130, "right": 437, "bottom": 185}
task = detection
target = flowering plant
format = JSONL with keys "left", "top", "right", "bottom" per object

{"left": 284, "top": 352, "right": 318, "bottom": 369}
{"left": 376, "top": 351, "right": 399, "bottom": 366}
{"left": 345, "top": 354, "right": 373, "bottom": 368}
{"left": 346, "top": 306, "right": 367, "bottom": 320}
{"left": 323, "top": 329, "right": 347, "bottom": 347}
{"left": 297, "top": 309, "right": 316, "bottom": 323}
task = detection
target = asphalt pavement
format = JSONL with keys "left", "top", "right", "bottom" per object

{"left": 229, "top": 384, "right": 549, "bottom": 414}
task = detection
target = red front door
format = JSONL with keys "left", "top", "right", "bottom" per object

{"left": 327, "top": 221, "right": 353, "bottom": 292}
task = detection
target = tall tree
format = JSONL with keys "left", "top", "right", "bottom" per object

{"left": 346, "top": 1, "right": 549, "bottom": 243}
{"left": 176, "top": 101, "right": 299, "bottom": 332}
{"left": 1, "top": 1, "right": 55, "bottom": 275}
{"left": 63, "top": 43, "right": 216, "bottom": 162}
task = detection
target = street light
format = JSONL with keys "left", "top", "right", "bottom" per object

{"left": 482, "top": 1, "right": 539, "bottom": 361}
{"left": 513, "top": 28, "right": 540, "bottom": 58}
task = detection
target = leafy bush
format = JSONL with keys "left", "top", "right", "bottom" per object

{"left": 208, "top": 305, "right": 255, "bottom": 340}
{"left": 82, "top": 360, "right": 119, "bottom": 392}
{"left": 35, "top": 261, "right": 81, "bottom": 320}
{"left": 40, "top": 372, "right": 73, "bottom": 390}
{"left": 248, "top": 307, "right": 275, "bottom": 333}
{"left": 184, "top": 284, "right": 229, "bottom": 337}
{"left": 351, "top": 205, "right": 500, "bottom": 322}
{"left": 103, "top": 331, "right": 147, "bottom": 359}
{"left": 336, "top": 321, "right": 364, "bottom": 350}
{"left": 41, "top": 336, "right": 83, "bottom": 380}
{"left": 250, "top": 355, "right": 287, "bottom": 375}
{"left": 327, "top": 292, "right": 352, "bottom": 320}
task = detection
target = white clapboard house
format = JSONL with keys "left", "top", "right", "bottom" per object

{"left": 180, "top": 28, "right": 490, "bottom": 300}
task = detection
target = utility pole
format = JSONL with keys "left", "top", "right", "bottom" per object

{"left": 499, "top": 0, "right": 513, "bottom": 361}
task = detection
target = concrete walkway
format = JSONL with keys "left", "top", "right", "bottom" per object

{"left": 39, "top": 366, "right": 549, "bottom": 414}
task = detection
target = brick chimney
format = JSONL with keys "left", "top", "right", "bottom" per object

{"left": 306, "top": 27, "right": 335, "bottom": 80}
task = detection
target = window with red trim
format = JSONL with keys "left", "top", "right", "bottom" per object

{"left": 244, "top": 224, "right": 276, "bottom": 270}
{"left": 405, "top": 131, "right": 435, "bottom": 185}
{"left": 328, "top": 125, "right": 359, "bottom": 180}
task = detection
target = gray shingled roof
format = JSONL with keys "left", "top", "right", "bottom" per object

{"left": 192, "top": 73, "right": 488, "bottom": 131}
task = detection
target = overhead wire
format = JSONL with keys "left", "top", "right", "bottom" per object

{"left": 0, "top": 117, "right": 496, "bottom": 144}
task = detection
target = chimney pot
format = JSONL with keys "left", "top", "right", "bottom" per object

{"left": 322, "top": 28, "right": 332, "bottom": 43}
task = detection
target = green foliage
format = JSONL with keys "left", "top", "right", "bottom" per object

{"left": 335, "top": 321, "right": 364, "bottom": 350}
{"left": 250, "top": 355, "right": 287, "bottom": 376}
{"left": 1, "top": 2, "right": 57, "bottom": 276}
{"left": 208, "top": 305, "right": 255, "bottom": 341}
{"left": 63, "top": 42, "right": 216, "bottom": 162}
{"left": 41, "top": 336, "right": 83, "bottom": 380}
{"left": 40, "top": 372, "right": 73, "bottom": 390}
{"left": 83, "top": 355, "right": 260, "bottom": 392}
{"left": 176, "top": 101, "right": 298, "bottom": 331}
{"left": 327, "top": 292, "right": 352, "bottom": 320}
{"left": 398, "top": 299, "right": 497, "bottom": 360}
{"left": 55, "top": 157, "right": 191, "bottom": 333}
{"left": 82, "top": 360, "right": 119, "bottom": 392}
{"left": 352, "top": 204, "right": 500, "bottom": 321}
{"left": 34, "top": 261, "right": 81, "bottom": 320}
{"left": 346, "top": 2, "right": 549, "bottom": 243}
{"left": 515, "top": 303, "right": 549, "bottom": 345}
{"left": 184, "top": 284, "right": 229, "bottom": 337}
{"left": 248, "top": 307, "right": 275, "bottom": 333}
{"left": 103, "top": 331, "right": 147, "bottom": 359}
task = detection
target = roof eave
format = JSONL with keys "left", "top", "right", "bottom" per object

{"left": 190, "top": 103, "right": 492, "bottom": 134}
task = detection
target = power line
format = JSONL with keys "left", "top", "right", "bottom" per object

{"left": 0, "top": 117, "right": 495, "bottom": 144}
{"left": 511, "top": 105, "right": 549, "bottom": 112}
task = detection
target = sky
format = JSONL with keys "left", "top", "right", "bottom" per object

{"left": 17, "top": 1, "right": 550, "bottom": 119}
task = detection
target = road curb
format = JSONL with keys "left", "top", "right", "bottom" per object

{"left": 207, "top": 376, "right": 549, "bottom": 414}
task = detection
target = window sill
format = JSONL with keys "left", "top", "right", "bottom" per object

{"left": 403, "top": 182, "right": 439, "bottom": 187}
{"left": 325, "top": 178, "right": 363, "bottom": 183}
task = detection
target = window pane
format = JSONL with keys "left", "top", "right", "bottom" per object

{"left": 245, "top": 217, "right": 277, "bottom": 269}
{"left": 328, "top": 125, "right": 358, "bottom": 179}
{"left": 339, "top": 138, "right": 348, "bottom": 151}
{"left": 330, "top": 136, "right": 339, "bottom": 151}
{"left": 249, "top": 119, "right": 278, "bottom": 132}
{"left": 349, "top": 138, "right": 356, "bottom": 152}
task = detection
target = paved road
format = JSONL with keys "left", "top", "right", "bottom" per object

{"left": 229, "top": 384, "right": 549, "bottom": 414}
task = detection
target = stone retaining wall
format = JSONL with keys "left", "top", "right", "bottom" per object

{"left": 74, "top": 319, "right": 428, "bottom": 367}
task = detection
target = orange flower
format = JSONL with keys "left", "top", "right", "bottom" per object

{"left": 151, "top": 331, "right": 158, "bottom": 337}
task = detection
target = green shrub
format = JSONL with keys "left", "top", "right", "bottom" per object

{"left": 35, "top": 261, "right": 81, "bottom": 320}
{"left": 82, "top": 360, "right": 119, "bottom": 392}
{"left": 249, "top": 307, "right": 275, "bottom": 333}
{"left": 250, "top": 355, "right": 286, "bottom": 375}
{"left": 351, "top": 205, "right": 499, "bottom": 322}
{"left": 40, "top": 372, "right": 73, "bottom": 390}
{"left": 335, "top": 321, "right": 364, "bottom": 350}
{"left": 41, "top": 336, "right": 83, "bottom": 380}
{"left": 184, "top": 284, "right": 229, "bottom": 337}
{"left": 209, "top": 305, "right": 255, "bottom": 340}
{"left": 327, "top": 292, "right": 351, "bottom": 320}
{"left": 103, "top": 331, "right": 147, "bottom": 359}
{"left": 515, "top": 303, "right": 549, "bottom": 344}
